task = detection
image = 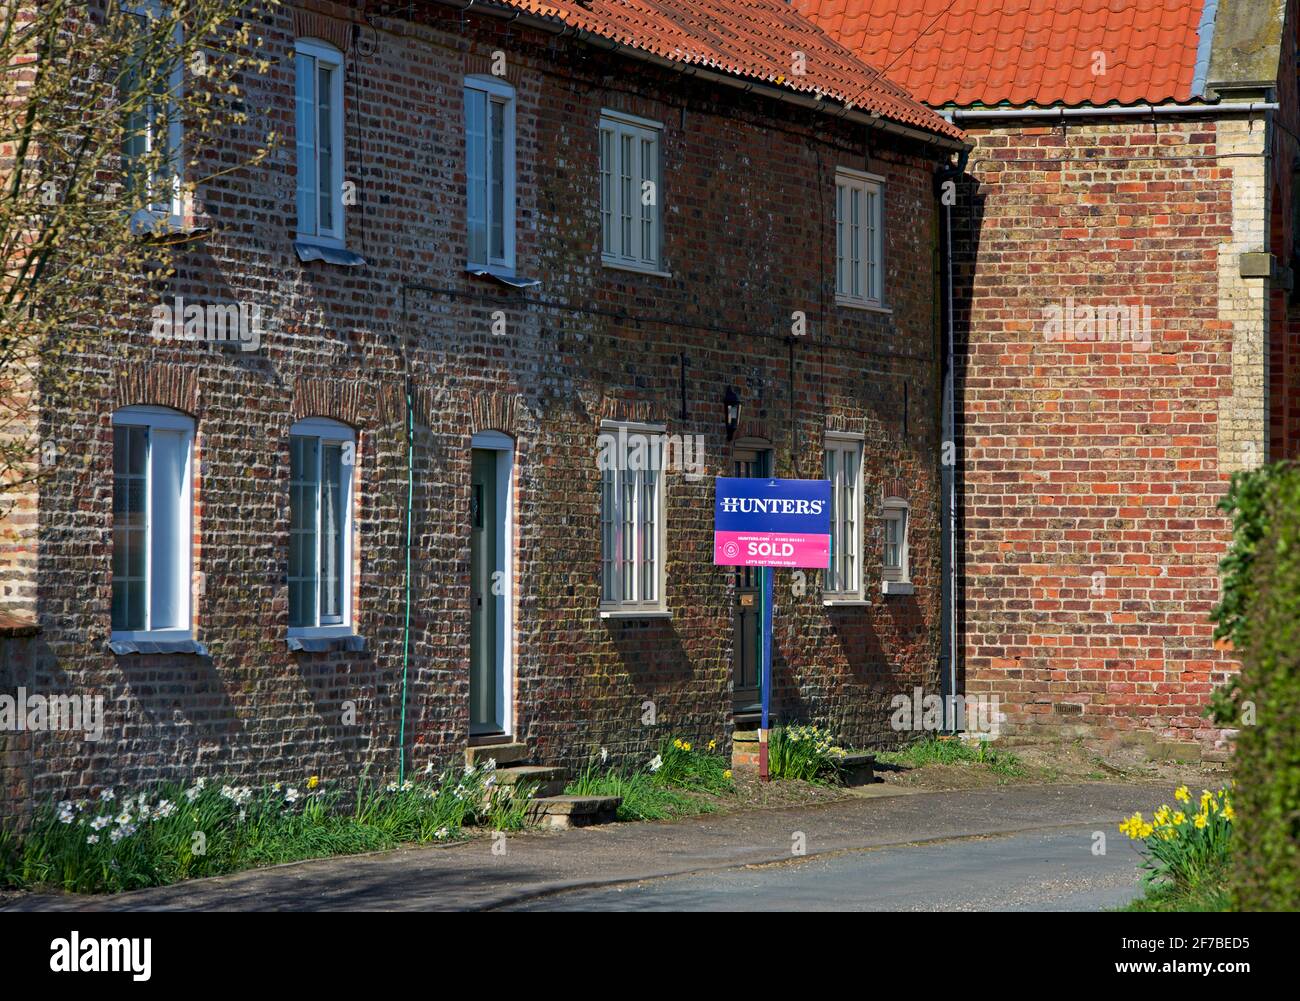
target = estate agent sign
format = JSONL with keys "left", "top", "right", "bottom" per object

{"left": 712, "top": 477, "right": 832, "bottom": 569}
{"left": 714, "top": 476, "right": 831, "bottom": 781}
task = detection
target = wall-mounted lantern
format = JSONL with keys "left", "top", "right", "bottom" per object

{"left": 724, "top": 387, "right": 741, "bottom": 439}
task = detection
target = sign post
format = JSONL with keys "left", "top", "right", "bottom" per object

{"left": 714, "top": 476, "right": 831, "bottom": 782}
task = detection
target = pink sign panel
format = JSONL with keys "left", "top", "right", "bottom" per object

{"left": 713, "top": 477, "right": 832, "bottom": 569}
{"left": 713, "top": 531, "right": 830, "bottom": 568}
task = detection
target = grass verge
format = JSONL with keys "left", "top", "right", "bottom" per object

{"left": 564, "top": 736, "right": 735, "bottom": 821}
{"left": 875, "top": 735, "right": 1026, "bottom": 779}
{"left": 0, "top": 764, "right": 533, "bottom": 895}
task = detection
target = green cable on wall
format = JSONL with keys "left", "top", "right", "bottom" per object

{"left": 398, "top": 389, "right": 413, "bottom": 784}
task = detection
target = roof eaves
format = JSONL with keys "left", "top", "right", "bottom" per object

{"left": 435, "top": 0, "right": 966, "bottom": 147}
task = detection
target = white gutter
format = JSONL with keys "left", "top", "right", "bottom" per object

{"left": 948, "top": 101, "right": 1277, "bottom": 121}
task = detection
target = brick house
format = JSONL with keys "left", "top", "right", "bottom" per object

{"left": 0, "top": 0, "right": 964, "bottom": 815}
{"left": 799, "top": 0, "right": 1300, "bottom": 759}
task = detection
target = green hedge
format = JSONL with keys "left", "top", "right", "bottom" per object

{"left": 1213, "top": 462, "right": 1300, "bottom": 911}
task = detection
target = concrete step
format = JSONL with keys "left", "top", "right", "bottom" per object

{"left": 493, "top": 765, "right": 567, "bottom": 797}
{"left": 465, "top": 741, "right": 529, "bottom": 767}
{"left": 838, "top": 751, "right": 876, "bottom": 787}
{"left": 526, "top": 794, "right": 622, "bottom": 829}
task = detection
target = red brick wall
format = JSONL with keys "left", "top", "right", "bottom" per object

{"left": 3, "top": 2, "right": 947, "bottom": 813}
{"left": 953, "top": 119, "right": 1245, "bottom": 756}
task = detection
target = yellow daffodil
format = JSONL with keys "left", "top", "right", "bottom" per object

{"left": 1222, "top": 804, "right": 1235, "bottom": 822}
{"left": 1174, "top": 785, "right": 1190, "bottom": 803}
{"left": 723, "top": 769, "right": 732, "bottom": 780}
{"left": 307, "top": 775, "right": 319, "bottom": 790}
{"left": 682, "top": 741, "right": 692, "bottom": 751}
{"left": 1194, "top": 813, "right": 1208, "bottom": 829}
{"left": 708, "top": 739, "right": 717, "bottom": 751}
{"left": 1173, "top": 811, "right": 1186, "bottom": 825}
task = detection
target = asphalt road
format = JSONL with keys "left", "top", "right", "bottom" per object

{"left": 506, "top": 825, "right": 1147, "bottom": 911}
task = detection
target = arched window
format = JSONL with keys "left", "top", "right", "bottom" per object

{"left": 464, "top": 75, "right": 516, "bottom": 273}
{"left": 111, "top": 406, "right": 195, "bottom": 637}
{"left": 882, "top": 496, "right": 911, "bottom": 593}
{"left": 295, "top": 38, "right": 345, "bottom": 245}
{"left": 288, "top": 417, "right": 355, "bottom": 633}
{"left": 824, "top": 432, "right": 863, "bottom": 600}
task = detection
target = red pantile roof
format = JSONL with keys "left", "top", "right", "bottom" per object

{"left": 794, "top": 0, "right": 1210, "bottom": 109}
{"left": 480, "top": 0, "right": 965, "bottom": 140}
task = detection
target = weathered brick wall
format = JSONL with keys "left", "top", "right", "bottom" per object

{"left": 3, "top": 1, "right": 945, "bottom": 814}
{"left": 954, "top": 118, "right": 1260, "bottom": 757}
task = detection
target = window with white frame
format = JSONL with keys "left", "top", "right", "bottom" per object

{"left": 835, "top": 168, "right": 883, "bottom": 307}
{"left": 824, "top": 435, "right": 862, "bottom": 598}
{"left": 599, "top": 111, "right": 661, "bottom": 271}
{"left": 465, "top": 76, "right": 516, "bottom": 272}
{"left": 295, "top": 38, "right": 345, "bottom": 245}
{"left": 112, "top": 406, "right": 194, "bottom": 637}
{"left": 598, "top": 423, "right": 665, "bottom": 612}
{"left": 882, "top": 498, "right": 910, "bottom": 584}
{"left": 121, "top": 0, "right": 183, "bottom": 226}
{"left": 289, "top": 418, "right": 355, "bottom": 633}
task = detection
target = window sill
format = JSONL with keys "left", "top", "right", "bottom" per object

{"left": 467, "top": 267, "right": 541, "bottom": 289}
{"left": 295, "top": 241, "right": 367, "bottom": 267}
{"left": 823, "top": 597, "right": 872, "bottom": 607}
{"left": 130, "top": 209, "right": 205, "bottom": 238}
{"left": 599, "top": 608, "right": 673, "bottom": 620}
{"left": 602, "top": 260, "right": 672, "bottom": 279}
{"left": 835, "top": 296, "right": 892, "bottom": 315}
{"left": 287, "top": 632, "right": 368, "bottom": 653}
{"left": 881, "top": 581, "right": 914, "bottom": 596}
{"left": 110, "top": 635, "right": 209, "bottom": 656}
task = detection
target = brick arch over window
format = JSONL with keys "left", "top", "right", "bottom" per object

{"left": 112, "top": 363, "right": 200, "bottom": 416}
{"left": 291, "top": 377, "right": 372, "bottom": 428}
{"left": 293, "top": 8, "right": 351, "bottom": 53}
{"left": 464, "top": 53, "right": 525, "bottom": 88}
{"left": 735, "top": 418, "right": 773, "bottom": 443}
{"left": 880, "top": 477, "right": 910, "bottom": 502}
{"left": 598, "top": 396, "right": 667, "bottom": 426}
{"left": 469, "top": 391, "right": 523, "bottom": 435}
{"left": 824, "top": 415, "right": 865, "bottom": 436}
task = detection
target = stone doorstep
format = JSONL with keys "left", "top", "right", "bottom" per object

{"left": 526, "top": 794, "right": 622, "bottom": 830}
{"left": 492, "top": 765, "right": 567, "bottom": 797}
{"left": 838, "top": 751, "right": 876, "bottom": 787}
{"left": 465, "top": 742, "right": 528, "bottom": 767}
